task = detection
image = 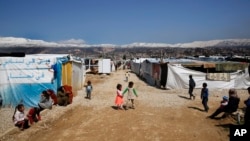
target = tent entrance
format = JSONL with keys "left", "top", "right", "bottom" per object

{"left": 160, "top": 63, "right": 168, "bottom": 88}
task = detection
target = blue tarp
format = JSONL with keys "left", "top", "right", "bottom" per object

{"left": 0, "top": 54, "right": 69, "bottom": 108}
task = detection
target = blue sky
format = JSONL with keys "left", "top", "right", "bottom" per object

{"left": 0, "top": 0, "right": 250, "bottom": 45}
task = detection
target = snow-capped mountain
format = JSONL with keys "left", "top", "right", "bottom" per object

{"left": 121, "top": 39, "right": 250, "bottom": 48}
{"left": 0, "top": 37, "right": 87, "bottom": 47}
{"left": 0, "top": 37, "right": 250, "bottom": 48}
{"left": 173, "top": 39, "right": 250, "bottom": 48}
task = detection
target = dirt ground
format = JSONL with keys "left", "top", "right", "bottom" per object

{"left": 1, "top": 69, "right": 249, "bottom": 141}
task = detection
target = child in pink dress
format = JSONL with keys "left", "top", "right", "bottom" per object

{"left": 115, "top": 84, "right": 124, "bottom": 110}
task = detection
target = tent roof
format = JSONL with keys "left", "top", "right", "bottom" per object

{"left": 139, "top": 58, "right": 248, "bottom": 71}
{"left": 144, "top": 58, "right": 215, "bottom": 68}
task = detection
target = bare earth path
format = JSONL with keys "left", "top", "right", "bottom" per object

{"left": 1, "top": 69, "right": 248, "bottom": 141}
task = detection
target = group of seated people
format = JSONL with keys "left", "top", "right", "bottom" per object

{"left": 208, "top": 87, "right": 250, "bottom": 126}
{"left": 208, "top": 88, "right": 240, "bottom": 119}
{"left": 12, "top": 85, "right": 73, "bottom": 131}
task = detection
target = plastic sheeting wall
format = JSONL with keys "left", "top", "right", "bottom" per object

{"left": 62, "top": 62, "right": 72, "bottom": 87}
{"left": 130, "top": 61, "right": 141, "bottom": 75}
{"left": 62, "top": 61, "right": 84, "bottom": 96}
{"left": 0, "top": 54, "right": 67, "bottom": 107}
{"left": 166, "top": 64, "right": 250, "bottom": 89}
{"left": 72, "top": 62, "right": 84, "bottom": 92}
{"left": 98, "top": 59, "right": 111, "bottom": 74}
{"left": 130, "top": 59, "right": 250, "bottom": 90}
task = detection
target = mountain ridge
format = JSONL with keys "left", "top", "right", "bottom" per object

{"left": 1, "top": 37, "right": 250, "bottom": 48}
{"left": 1, "top": 37, "right": 250, "bottom": 58}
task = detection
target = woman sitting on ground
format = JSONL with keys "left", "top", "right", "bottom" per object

{"left": 35, "top": 90, "right": 53, "bottom": 119}
{"left": 209, "top": 88, "right": 240, "bottom": 119}
{"left": 38, "top": 90, "right": 53, "bottom": 110}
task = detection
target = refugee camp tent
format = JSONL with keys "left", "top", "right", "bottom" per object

{"left": 166, "top": 64, "right": 250, "bottom": 89}
{"left": 0, "top": 54, "right": 70, "bottom": 107}
{"left": 84, "top": 58, "right": 112, "bottom": 74}
{"left": 62, "top": 56, "right": 85, "bottom": 96}
{"left": 98, "top": 59, "right": 111, "bottom": 74}
{"left": 131, "top": 58, "right": 199, "bottom": 87}
{"left": 130, "top": 58, "right": 147, "bottom": 76}
{"left": 130, "top": 58, "right": 250, "bottom": 90}
{"left": 140, "top": 59, "right": 161, "bottom": 86}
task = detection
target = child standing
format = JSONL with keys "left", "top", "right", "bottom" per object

{"left": 125, "top": 72, "right": 130, "bottom": 82}
{"left": 123, "top": 81, "right": 138, "bottom": 109}
{"left": 115, "top": 84, "right": 124, "bottom": 110}
{"left": 12, "top": 104, "right": 30, "bottom": 130}
{"left": 201, "top": 82, "right": 209, "bottom": 112}
{"left": 86, "top": 81, "right": 93, "bottom": 100}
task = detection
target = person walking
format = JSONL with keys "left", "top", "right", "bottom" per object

{"left": 86, "top": 80, "right": 93, "bottom": 100}
{"left": 123, "top": 81, "right": 138, "bottom": 110}
{"left": 189, "top": 75, "right": 196, "bottom": 100}
{"left": 125, "top": 71, "right": 130, "bottom": 82}
{"left": 115, "top": 84, "right": 124, "bottom": 110}
{"left": 201, "top": 82, "right": 209, "bottom": 112}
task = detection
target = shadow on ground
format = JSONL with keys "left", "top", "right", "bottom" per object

{"left": 188, "top": 106, "right": 205, "bottom": 112}
{"left": 215, "top": 123, "right": 233, "bottom": 129}
{"left": 178, "top": 95, "right": 191, "bottom": 100}
{"left": 111, "top": 106, "right": 118, "bottom": 110}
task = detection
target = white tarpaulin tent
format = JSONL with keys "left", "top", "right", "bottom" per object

{"left": 130, "top": 58, "right": 147, "bottom": 76}
{"left": 166, "top": 64, "right": 250, "bottom": 89}
{"left": 0, "top": 54, "right": 72, "bottom": 107}
{"left": 130, "top": 58, "right": 250, "bottom": 89}
{"left": 98, "top": 59, "right": 111, "bottom": 73}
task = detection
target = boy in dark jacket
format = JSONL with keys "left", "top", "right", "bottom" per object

{"left": 189, "top": 75, "right": 196, "bottom": 100}
{"left": 201, "top": 83, "right": 209, "bottom": 112}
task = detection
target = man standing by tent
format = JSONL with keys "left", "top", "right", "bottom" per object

{"left": 189, "top": 75, "right": 196, "bottom": 100}
{"left": 0, "top": 94, "right": 2, "bottom": 108}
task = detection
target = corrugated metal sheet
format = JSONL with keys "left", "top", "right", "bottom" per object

{"left": 62, "top": 62, "right": 72, "bottom": 86}
{"left": 62, "top": 61, "right": 84, "bottom": 96}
